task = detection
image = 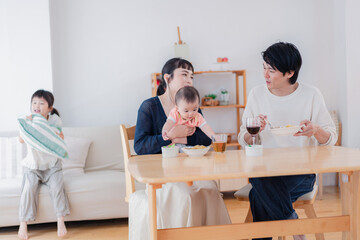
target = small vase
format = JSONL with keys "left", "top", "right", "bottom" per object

{"left": 219, "top": 93, "right": 229, "bottom": 105}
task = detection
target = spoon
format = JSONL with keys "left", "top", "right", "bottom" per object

{"left": 265, "top": 118, "right": 273, "bottom": 129}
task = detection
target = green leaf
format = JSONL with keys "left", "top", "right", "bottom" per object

{"left": 205, "top": 94, "right": 217, "bottom": 99}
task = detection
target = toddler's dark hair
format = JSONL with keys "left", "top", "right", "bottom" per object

{"left": 175, "top": 86, "right": 200, "bottom": 105}
{"left": 31, "top": 89, "right": 60, "bottom": 116}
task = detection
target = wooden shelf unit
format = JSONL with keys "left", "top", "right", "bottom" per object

{"left": 200, "top": 104, "right": 246, "bottom": 110}
{"left": 151, "top": 70, "right": 247, "bottom": 149}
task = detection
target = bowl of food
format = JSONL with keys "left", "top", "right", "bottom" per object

{"left": 182, "top": 145, "right": 210, "bottom": 157}
{"left": 161, "top": 145, "right": 180, "bottom": 158}
{"left": 270, "top": 125, "right": 303, "bottom": 136}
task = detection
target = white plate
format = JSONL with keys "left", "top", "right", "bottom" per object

{"left": 270, "top": 125, "right": 303, "bottom": 136}
{"left": 182, "top": 146, "right": 210, "bottom": 157}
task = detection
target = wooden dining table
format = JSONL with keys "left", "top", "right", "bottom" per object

{"left": 128, "top": 146, "right": 360, "bottom": 240}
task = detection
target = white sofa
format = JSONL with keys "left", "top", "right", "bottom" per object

{"left": 0, "top": 125, "right": 141, "bottom": 227}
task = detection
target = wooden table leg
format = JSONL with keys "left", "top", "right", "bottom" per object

{"left": 341, "top": 172, "right": 351, "bottom": 240}
{"left": 349, "top": 171, "right": 360, "bottom": 240}
{"left": 148, "top": 184, "right": 162, "bottom": 240}
{"left": 318, "top": 173, "right": 323, "bottom": 200}
{"left": 341, "top": 171, "right": 360, "bottom": 240}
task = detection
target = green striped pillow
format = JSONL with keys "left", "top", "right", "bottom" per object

{"left": 18, "top": 114, "right": 68, "bottom": 159}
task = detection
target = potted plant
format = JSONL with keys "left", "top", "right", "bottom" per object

{"left": 202, "top": 94, "right": 219, "bottom": 106}
{"left": 219, "top": 89, "right": 229, "bottom": 105}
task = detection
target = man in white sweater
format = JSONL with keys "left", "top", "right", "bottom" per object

{"left": 238, "top": 42, "right": 337, "bottom": 240}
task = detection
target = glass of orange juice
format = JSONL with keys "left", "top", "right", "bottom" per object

{"left": 212, "top": 134, "right": 227, "bottom": 153}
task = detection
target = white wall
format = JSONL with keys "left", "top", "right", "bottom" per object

{"left": 345, "top": 0, "right": 360, "bottom": 148}
{"left": 49, "top": 0, "right": 340, "bottom": 130}
{"left": 333, "top": 0, "right": 347, "bottom": 146}
{"left": 0, "top": 0, "right": 53, "bottom": 131}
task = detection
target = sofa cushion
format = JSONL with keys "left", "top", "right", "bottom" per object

{"left": 0, "top": 136, "right": 26, "bottom": 179}
{"left": 0, "top": 177, "right": 22, "bottom": 197}
{"left": 62, "top": 126, "right": 123, "bottom": 171}
{"left": 0, "top": 170, "right": 129, "bottom": 227}
{"left": 62, "top": 136, "right": 92, "bottom": 176}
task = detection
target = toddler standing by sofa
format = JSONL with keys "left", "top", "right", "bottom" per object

{"left": 162, "top": 86, "right": 217, "bottom": 142}
{"left": 18, "top": 90, "right": 70, "bottom": 240}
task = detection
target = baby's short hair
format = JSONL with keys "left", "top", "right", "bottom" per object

{"left": 175, "top": 86, "right": 200, "bottom": 105}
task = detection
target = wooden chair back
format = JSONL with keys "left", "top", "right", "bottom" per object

{"left": 329, "top": 110, "right": 342, "bottom": 146}
{"left": 120, "top": 124, "right": 136, "bottom": 202}
{"left": 318, "top": 110, "right": 342, "bottom": 199}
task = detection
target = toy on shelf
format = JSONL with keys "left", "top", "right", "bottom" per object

{"left": 214, "top": 57, "right": 230, "bottom": 71}
{"left": 217, "top": 57, "right": 228, "bottom": 63}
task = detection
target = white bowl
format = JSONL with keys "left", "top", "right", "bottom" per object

{"left": 270, "top": 125, "right": 302, "bottom": 136}
{"left": 182, "top": 146, "right": 210, "bottom": 157}
{"left": 161, "top": 146, "right": 180, "bottom": 158}
{"left": 245, "top": 145, "right": 263, "bottom": 157}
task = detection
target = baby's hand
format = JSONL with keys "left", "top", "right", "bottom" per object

{"left": 26, "top": 115, "right": 33, "bottom": 121}
{"left": 162, "top": 130, "right": 169, "bottom": 141}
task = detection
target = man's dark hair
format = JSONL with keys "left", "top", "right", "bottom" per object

{"left": 262, "top": 42, "right": 302, "bottom": 84}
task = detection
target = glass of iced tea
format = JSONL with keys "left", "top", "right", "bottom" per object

{"left": 212, "top": 134, "right": 227, "bottom": 153}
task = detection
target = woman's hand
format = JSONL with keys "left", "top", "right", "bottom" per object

{"left": 171, "top": 137, "right": 187, "bottom": 144}
{"left": 294, "top": 120, "right": 319, "bottom": 137}
{"left": 167, "top": 125, "right": 195, "bottom": 139}
{"left": 162, "top": 130, "right": 170, "bottom": 141}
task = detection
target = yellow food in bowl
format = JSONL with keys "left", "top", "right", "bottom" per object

{"left": 185, "top": 145, "right": 206, "bottom": 150}
{"left": 285, "top": 124, "right": 294, "bottom": 128}
{"left": 192, "top": 145, "right": 206, "bottom": 149}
